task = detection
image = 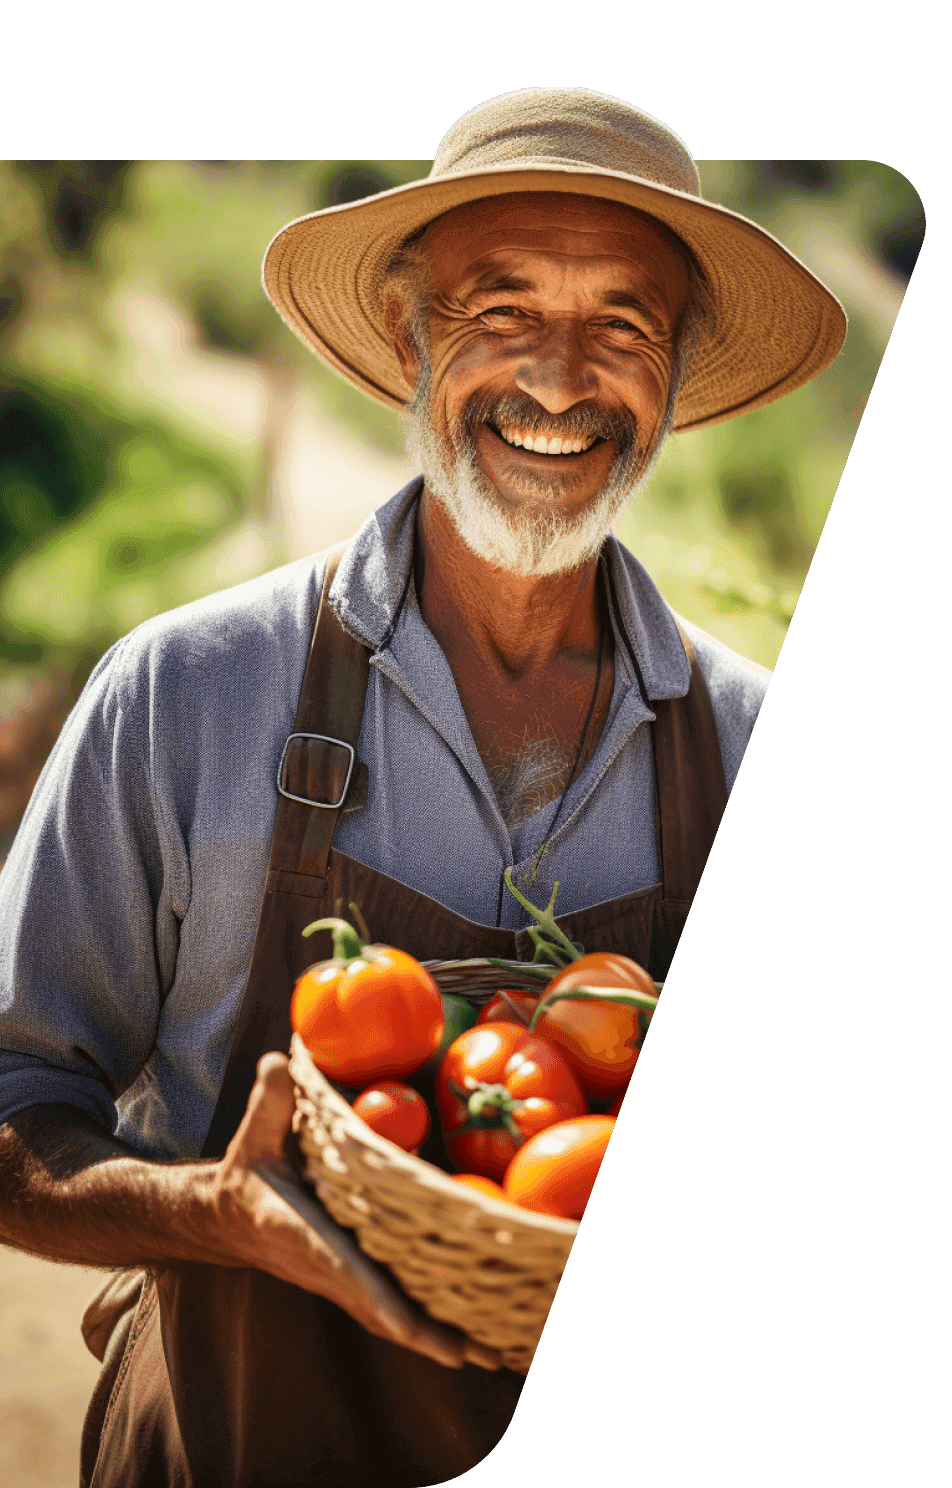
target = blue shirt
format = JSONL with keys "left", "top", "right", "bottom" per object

{"left": 0, "top": 480, "right": 768, "bottom": 1158}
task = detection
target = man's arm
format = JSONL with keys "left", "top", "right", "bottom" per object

{"left": 0, "top": 1053, "right": 498, "bottom": 1371}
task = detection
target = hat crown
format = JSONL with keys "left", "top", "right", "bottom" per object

{"left": 430, "top": 87, "right": 702, "bottom": 199}
{"left": 263, "top": 88, "right": 846, "bottom": 432}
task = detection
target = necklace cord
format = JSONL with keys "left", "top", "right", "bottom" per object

{"left": 522, "top": 586, "right": 607, "bottom": 893}
{"left": 497, "top": 589, "right": 607, "bottom": 921}
{"left": 543, "top": 598, "right": 606, "bottom": 846}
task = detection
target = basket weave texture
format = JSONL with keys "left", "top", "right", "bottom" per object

{"left": 289, "top": 958, "right": 578, "bottom": 1374}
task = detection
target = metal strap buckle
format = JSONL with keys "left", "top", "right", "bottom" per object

{"left": 276, "top": 733, "right": 355, "bottom": 811}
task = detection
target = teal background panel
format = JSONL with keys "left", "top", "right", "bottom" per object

{"left": 1, "top": 2, "right": 946, "bottom": 1488}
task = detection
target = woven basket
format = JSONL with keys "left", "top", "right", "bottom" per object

{"left": 289, "top": 955, "right": 578, "bottom": 1374}
{"left": 421, "top": 957, "right": 551, "bottom": 1003}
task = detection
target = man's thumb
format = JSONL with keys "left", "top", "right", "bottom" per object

{"left": 233, "top": 1052, "right": 296, "bottom": 1161}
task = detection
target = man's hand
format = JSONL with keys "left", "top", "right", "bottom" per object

{"left": 0, "top": 1059, "right": 501, "bottom": 1372}
{"left": 205, "top": 1053, "right": 499, "bottom": 1371}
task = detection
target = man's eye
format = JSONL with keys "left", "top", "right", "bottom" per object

{"left": 606, "top": 318, "right": 641, "bottom": 334}
{"left": 481, "top": 305, "right": 522, "bottom": 319}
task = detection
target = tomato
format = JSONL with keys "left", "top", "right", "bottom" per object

{"left": 352, "top": 1082, "right": 431, "bottom": 1153}
{"left": 436, "top": 1022, "right": 588, "bottom": 1181}
{"left": 606, "top": 1091, "right": 625, "bottom": 1118}
{"left": 533, "top": 952, "right": 656, "bottom": 1098}
{"left": 476, "top": 989, "right": 539, "bottom": 1028}
{"left": 452, "top": 1173, "right": 510, "bottom": 1200}
{"left": 419, "top": 993, "right": 479, "bottom": 1076}
{"left": 503, "top": 1115, "right": 616, "bottom": 1219}
{"left": 291, "top": 942, "right": 444, "bottom": 1086}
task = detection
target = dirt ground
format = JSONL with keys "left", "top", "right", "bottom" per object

{"left": 0, "top": 1249, "right": 106, "bottom": 1488}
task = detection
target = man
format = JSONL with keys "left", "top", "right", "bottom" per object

{"left": 0, "top": 88, "right": 844, "bottom": 1485}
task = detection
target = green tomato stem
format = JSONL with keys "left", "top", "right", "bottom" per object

{"left": 529, "top": 983, "right": 659, "bottom": 1032}
{"left": 301, "top": 917, "right": 364, "bottom": 963}
{"left": 502, "top": 869, "right": 582, "bottom": 967}
{"left": 347, "top": 902, "right": 371, "bottom": 944}
{"left": 447, "top": 1079, "right": 527, "bottom": 1145}
{"left": 486, "top": 959, "right": 664, "bottom": 998}
{"left": 486, "top": 958, "right": 559, "bottom": 983}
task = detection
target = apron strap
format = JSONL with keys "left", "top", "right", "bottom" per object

{"left": 653, "top": 620, "right": 729, "bottom": 908}
{"left": 270, "top": 542, "right": 372, "bottom": 877}
{"left": 200, "top": 542, "right": 371, "bottom": 1157}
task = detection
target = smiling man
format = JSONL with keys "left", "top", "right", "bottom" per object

{"left": 398, "top": 194, "right": 693, "bottom": 567}
{"left": 0, "top": 89, "right": 845, "bottom": 1487}
{"left": 388, "top": 193, "right": 700, "bottom": 837}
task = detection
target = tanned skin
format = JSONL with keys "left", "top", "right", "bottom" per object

{"left": 0, "top": 1056, "right": 492, "bottom": 1368}
{"left": 0, "top": 193, "right": 689, "bottom": 1369}
{"left": 392, "top": 194, "right": 690, "bottom": 816}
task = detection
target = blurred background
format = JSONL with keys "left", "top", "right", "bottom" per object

{"left": 0, "top": 158, "right": 924, "bottom": 1485}
{"left": 0, "top": 158, "right": 924, "bottom": 860}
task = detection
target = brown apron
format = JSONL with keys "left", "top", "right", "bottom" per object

{"left": 81, "top": 543, "right": 727, "bottom": 1488}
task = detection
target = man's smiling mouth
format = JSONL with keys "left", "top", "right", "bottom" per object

{"left": 486, "top": 422, "right": 603, "bottom": 457}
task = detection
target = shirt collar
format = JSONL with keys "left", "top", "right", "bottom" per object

{"left": 329, "top": 476, "right": 690, "bottom": 701}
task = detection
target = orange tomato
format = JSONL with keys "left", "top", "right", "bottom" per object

{"left": 436, "top": 1022, "right": 588, "bottom": 1181}
{"left": 352, "top": 1082, "right": 431, "bottom": 1153}
{"left": 534, "top": 952, "right": 656, "bottom": 1098}
{"left": 452, "top": 1173, "right": 509, "bottom": 1200}
{"left": 503, "top": 1115, "right": 616, "bottom": 1219}
{"left": 291, "top": 946, "right": 443, "bottom": 1085}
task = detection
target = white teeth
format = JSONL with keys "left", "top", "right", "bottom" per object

{"left": 498, "top": 426, "right": 596, "bottom": 454}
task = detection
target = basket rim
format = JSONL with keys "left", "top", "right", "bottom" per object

{"left": 420, "top": 956, "right": 557, "bottom": 972}
{"left": 289, "top": 1033, "right": 579, "bottom": 1239}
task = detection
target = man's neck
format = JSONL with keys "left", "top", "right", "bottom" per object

{"left": 414, "top": 488, "right": 615, "bottom": 834}
{"left": 415, "top": 488, "right": 603, "bottom": 674}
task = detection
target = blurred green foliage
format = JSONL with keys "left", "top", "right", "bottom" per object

{"left": 0, "top": 154, "right": 924, "bottom": 707}
{"left": 617, "top": 158, "right": 923, "bottom": 665}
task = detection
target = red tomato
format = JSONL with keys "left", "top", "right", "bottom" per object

{"left": 291, "top": 946, "right": 443, "bottom": 1085}
{"left": 503, "top": 1115, "right": 616, "bottom": 1219}
{"left": 352, "top": 1082, "right": 431, "bottom": 1153}
{"left": 476, "top": 990, "right": 539, "bottom": 1028}
{"left": 436, "top": 1022, "right": 588, "bottom": 1181}
{"left": 534, "top": 953, "right": 656, "bottom": 1098}
{"left": 452, "top": 1173, "right": 510, "bottom": 1201}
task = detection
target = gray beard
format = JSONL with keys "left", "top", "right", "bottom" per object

{"left": 401, "top": 362, "right": 670, "bottom": 578}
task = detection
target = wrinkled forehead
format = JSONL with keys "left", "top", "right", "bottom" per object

{"left": 419, "top": 191, "right": 693, "bottom": 284}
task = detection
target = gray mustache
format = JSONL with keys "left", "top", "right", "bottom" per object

{"left": 459, "top": 390, "right": 640, "bottom": 449}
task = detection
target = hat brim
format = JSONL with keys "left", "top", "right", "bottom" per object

{"left": 263, "top": 162, "right": 847, "bottom": 432}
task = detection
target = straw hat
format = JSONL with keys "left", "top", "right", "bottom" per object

{"left": 263, "top": 88, "right": 846, "bottom": 432}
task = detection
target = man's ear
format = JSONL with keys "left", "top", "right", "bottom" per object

{"left": 385, "top": 297, "right": 420, "bottom": 395}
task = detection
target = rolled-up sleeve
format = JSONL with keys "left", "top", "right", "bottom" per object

{"left": 0, "top": 635, "right": 189, "bottom": 1131}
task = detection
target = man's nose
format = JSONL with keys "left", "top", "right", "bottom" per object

{"left": 512, "top": 321, "right": 598, "bottom": 415}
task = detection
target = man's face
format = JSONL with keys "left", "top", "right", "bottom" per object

{"left": 394, "top": 192, "right": 692, "bottom": 575}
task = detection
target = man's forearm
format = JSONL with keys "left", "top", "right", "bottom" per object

{"left": 0, "top": 1104, "right": 221, "bottom": 1269}
{"left": 0, "top": 1060, "right": 496, "bottom": 1370}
